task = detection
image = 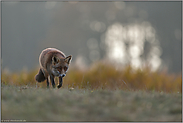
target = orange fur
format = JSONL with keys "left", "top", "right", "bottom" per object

{"left": 35, "top": 48, "right": 72, "bottom": 88}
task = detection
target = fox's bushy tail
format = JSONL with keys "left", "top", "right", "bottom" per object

{"left": 35, "top": 68, "right": 46, "bottom": 82}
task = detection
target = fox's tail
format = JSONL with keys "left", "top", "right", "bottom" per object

{"left": 35, "top": 68, "right": 46, "bottom": 82}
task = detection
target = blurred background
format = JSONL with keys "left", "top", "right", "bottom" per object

{"left": 1, "top": 1, "right": 182, "bottom": 74}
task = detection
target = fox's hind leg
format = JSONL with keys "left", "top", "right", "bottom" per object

{"left": 50, "top": 75, "right": 56, "bottom": 88}
{"left": 57, "top": 77, "right": 63, "bottom": 89}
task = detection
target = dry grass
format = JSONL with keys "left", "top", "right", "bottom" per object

{"left": 2, "top": 62, "right": 181, "bottom": 93}
{"left": 1, "top": 62, "right": 182, "bottom": 122}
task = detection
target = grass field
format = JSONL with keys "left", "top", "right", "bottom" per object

{"left": 1, "top": 85, "right": 182, "bottom": 122}
{"left": 2, "top": 62, "right": 182, "bottom": 93}
{"left": 1, "top": 63, "right": 182, "bottom": 122}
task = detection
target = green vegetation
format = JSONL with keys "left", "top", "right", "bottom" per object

{"left": 1, "top": 62, "right": 182, "bottom": 122}
{"left": 1, "top": 85, "right": 182, "bottom": 122}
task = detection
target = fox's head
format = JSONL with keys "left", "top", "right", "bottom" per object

{"left": 51, "top": 55, "right": 72, "bottom": 77}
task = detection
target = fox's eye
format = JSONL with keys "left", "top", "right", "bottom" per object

{"left": 64, "top": 66, "right": 68, "bottom": 71}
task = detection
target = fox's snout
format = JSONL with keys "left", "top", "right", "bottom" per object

{"left": 60, "top": 74, "right": 66, "bottom": 77}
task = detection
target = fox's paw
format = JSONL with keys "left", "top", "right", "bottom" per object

{"left": 57, "top": 84, "right": 62, "bottom": 89}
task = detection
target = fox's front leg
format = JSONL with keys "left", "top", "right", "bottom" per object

{"left": 46, "top": 78, "right": 49, "bottom": 88}
{"left": 50, "top": 75, "right": 56, "bottom": 88}
{"left": 57, "top": 77, "right": 63, "bottom": 89}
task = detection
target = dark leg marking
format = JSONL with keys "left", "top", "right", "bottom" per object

{"left": 46, "top": 78, "right": 49, "bottom": 88}
{"left": 57, "top": 77, "right": 63, "bottom": 89}
{"left": 50, "top": 75, "right": 56, "bottom": 88}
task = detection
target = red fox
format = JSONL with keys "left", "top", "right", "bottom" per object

{"left": 35, "top": 48, "right": 72, "bottom": 88}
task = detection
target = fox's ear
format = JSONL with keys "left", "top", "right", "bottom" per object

{"left": 65, "top": 55, "right": 72, "bottom": 64}
{"left": 52, "top": 56, "right": 60, "bottom": 65}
